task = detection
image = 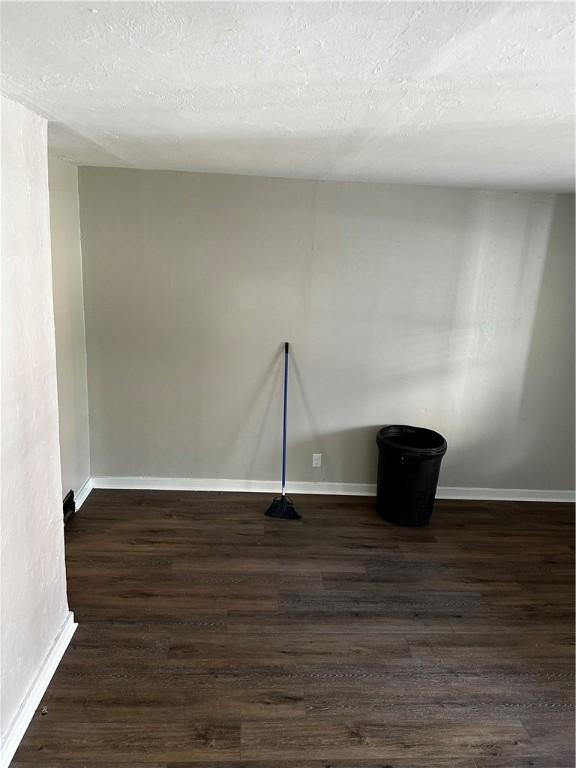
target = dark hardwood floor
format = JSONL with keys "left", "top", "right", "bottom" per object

{"left": 13, "top": 490, "right": 574, "bottom": 767}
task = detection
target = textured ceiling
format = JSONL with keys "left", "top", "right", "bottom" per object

{"left": 1, "top": 2, "right": 574, "bottom": 190}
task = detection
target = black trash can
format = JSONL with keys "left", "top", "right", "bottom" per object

{"left": 376, "top": 425, "right": 447, "bottom": 527}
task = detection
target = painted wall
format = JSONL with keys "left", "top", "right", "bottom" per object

{"left": 78, "top": 168, "right": 575, "bottom": 491}
{"left": 1, "top": 98, "right": 70, "bottom": 744}
{"left": 48, "top": 155, "right": 91, "bottom": 500}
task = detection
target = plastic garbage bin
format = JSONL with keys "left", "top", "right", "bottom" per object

{"left": 376, "top": 425, "right": 447, "bottom": 527}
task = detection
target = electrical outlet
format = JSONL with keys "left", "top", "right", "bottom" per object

{"left": 312, "top": 453, "right": 322, "bottom": 468}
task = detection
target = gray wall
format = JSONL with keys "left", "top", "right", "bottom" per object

{"left": 49, "top": 155, "right": 91, "bottom": 499}
{"left": 1, "top": 97, "right": 70, "bottom": 748}
{"left": 78, "top": 168, "right": 575, "bottom": 491}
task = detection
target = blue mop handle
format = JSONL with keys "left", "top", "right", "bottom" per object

{"left": 281, "top": 342, "right": 289, "bottom": 496}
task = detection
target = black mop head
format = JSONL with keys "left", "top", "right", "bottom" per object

{"left": 265, "top": 495, "right": 301, "bottom": 520}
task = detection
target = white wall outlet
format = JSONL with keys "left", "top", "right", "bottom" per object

{"left": 312, "top": 453, "right": 322, "bottom": 468}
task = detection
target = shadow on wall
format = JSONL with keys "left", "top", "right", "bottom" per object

{"left": 289, "top": 352, "right": 380, "bottom": 485}
{"left": 444, "top": 194, "right": 575, "bottom": 490}
{"left": 223, "top": 343, "right": 284, "bottom": 480}
{"left": 218, "top": 344, "right": 382, "bottom": 486}
{"left": 218, "top": 190, "right": 573, "bottom": 490}
{"left": 292, "top": 426, "right": 380, "bottom": 486}
{"left": 516, "top": 195, "right": 576, "bottom": 489}
{"left": 284, "top": 192, "right": 572, "bottom": 490}
{"left": 441, "top": 192, "right": 574, "bottom": 490}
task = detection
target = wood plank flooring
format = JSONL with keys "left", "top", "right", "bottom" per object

{"left": 13, "top": 490, "right": 574, "bottom": 766}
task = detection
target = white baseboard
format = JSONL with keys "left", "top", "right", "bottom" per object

{"left": 437, "top": 486, "right": 575, "bottom": 503}
{"left": 93, "top": 475, "right": 281, "bottom": 494}
{"left": 91, "top": 476, "right": 374, "bottom": 496}
{"left": 1, "top": 611, "right": 77, "bottom": 768}
{"left": 91, "top": 476, "right": 575, "bottom": 503}
{"left": 75, "top": 477, "right": 93, "bottom": 510}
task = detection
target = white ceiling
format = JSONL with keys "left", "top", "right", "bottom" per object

{"left": 1, "top": 2, "right": 574, "bottom": 190}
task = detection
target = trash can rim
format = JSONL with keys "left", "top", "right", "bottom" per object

{"left": 376, "top": 424, "right": 447, "bottom": 457}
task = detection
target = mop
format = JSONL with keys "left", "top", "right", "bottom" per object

{"left": 265, "top": 342, "right": 301, "bottom": 520}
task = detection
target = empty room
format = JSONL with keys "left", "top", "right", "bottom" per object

{"left": 1, "top": 1, "right": 574, "bottom": 766}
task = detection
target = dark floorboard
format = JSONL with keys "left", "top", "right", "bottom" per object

{"left": 13, "top": 491, "right": 575, "bottom": 766}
